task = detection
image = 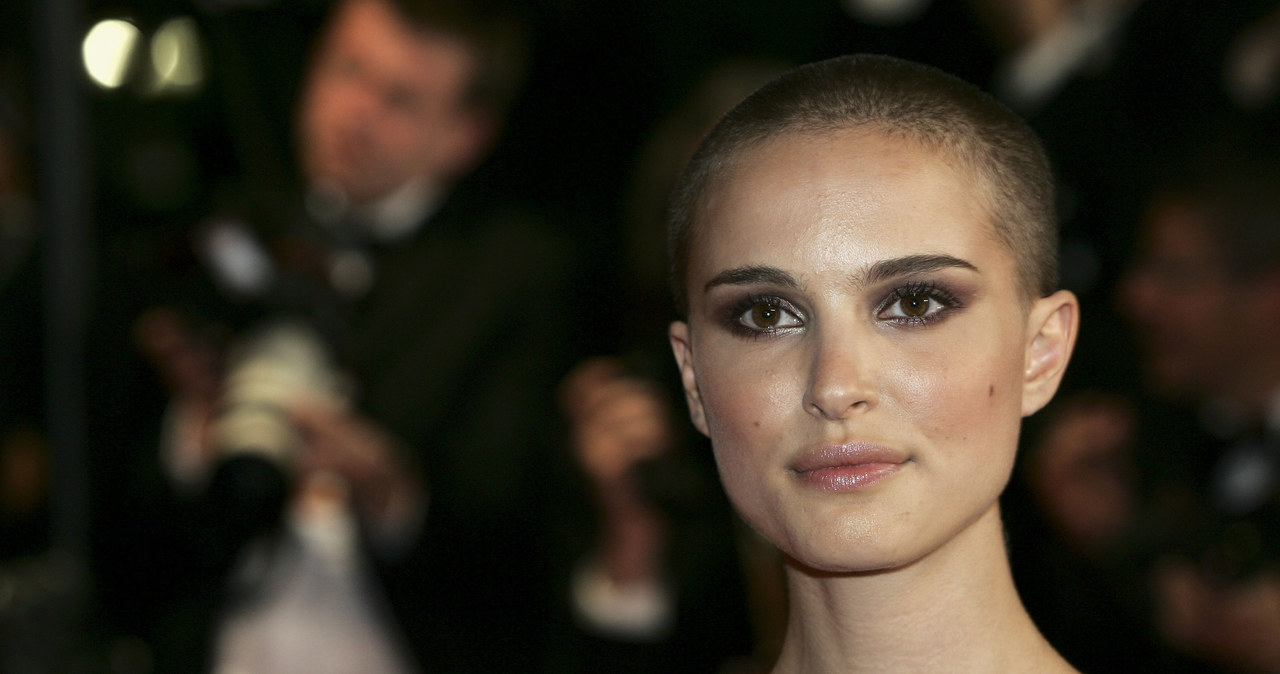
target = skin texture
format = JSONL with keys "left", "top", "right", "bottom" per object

{"left": 298, "top": 0, "right": 490, "bottom": 205}
{"left": 670, "top": 128, "right": 1075, "bottom": 575}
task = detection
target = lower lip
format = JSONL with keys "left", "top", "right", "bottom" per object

{"left": 795, "top": 463, "right": 903, "bottom": 492}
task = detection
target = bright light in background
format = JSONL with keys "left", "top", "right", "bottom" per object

{"left": 150, "top": 17, "right": 205, "bottom": 93}
{"left": 82, "top": 19, "right": 141, "bottom": 89}
{"left": 842, "top": 0, "right": 931, "bottom": 25}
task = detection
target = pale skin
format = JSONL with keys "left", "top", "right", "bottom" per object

{"left": 669, "top": 127, "right": 1079, "bottom": 672}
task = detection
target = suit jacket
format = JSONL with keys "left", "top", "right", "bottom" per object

{"left": 346, "top": 188, "right": 577, "bottom": 672}
{"left": 87, "top": 178, "right": 580, "bottom": 673}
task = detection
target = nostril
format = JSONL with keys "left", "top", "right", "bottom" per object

{"left": 805, "top": 384, "right": 875, "bottom": 420}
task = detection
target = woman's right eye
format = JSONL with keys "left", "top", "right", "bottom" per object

{"left": 735, "top": 299, "right": 802, "bottom": 333}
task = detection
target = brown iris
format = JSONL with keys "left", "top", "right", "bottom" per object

{"left": 751, "top": 304, "right": 781, "bottom": 328}
{"left": 900, "top": 294, "right": 930, "bottom": 317}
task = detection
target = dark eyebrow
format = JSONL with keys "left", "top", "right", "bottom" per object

{"left": 704, "top": 265, "right": 799, "bottom": 293}
{"left": 702, "top": 255, "right": 977, "bottom": 295}
{"left": 862, "top": 254, "right": 978, "bottom": 285}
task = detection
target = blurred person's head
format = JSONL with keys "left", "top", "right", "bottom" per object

{"left": 1120, "top": 149, "right": 1280, "bottom": 411}
{"left": 624, "top": 58, "right": 790, "bottom": 309}
{"left": 298, "top": 0, "right": 526, "bottom": 205}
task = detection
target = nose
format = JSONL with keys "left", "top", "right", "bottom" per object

{"left": 804, "top": 331, "right": 878, "bottom": 420}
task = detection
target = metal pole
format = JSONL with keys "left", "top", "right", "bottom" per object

{"left": 36, "top": 0, "right": 90, "bottom": 559}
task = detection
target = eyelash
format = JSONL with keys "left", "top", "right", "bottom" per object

{"left": 725, "top": 294, "right": 804, "bottom": 339}
{"left": 723, "top": 281, "right": 963, "bottom": 338}
{"left": 876, "top": 281, "right": 963, "bottom": 326}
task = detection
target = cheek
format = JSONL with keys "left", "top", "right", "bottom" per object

{"left": 301, "top": 90, "right": 354, "bottom": 163}
{"left": 305, "top": 81, "right": 346, "bottom": 128}
{"left": 892, "top": 332, "right": 1024, "bottom": 450}
{"left": 385, "top": 119, "right": 442, "bottom": 170}
{"left": 695, "top": 345, "right": 798, "bottom": 502}
{"left": 699, "top": 346, "right": 795, "bottom": 446}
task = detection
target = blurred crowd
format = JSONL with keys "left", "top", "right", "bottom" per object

{"left": 2, "top": 0, "right": 1280, "bottom": 672}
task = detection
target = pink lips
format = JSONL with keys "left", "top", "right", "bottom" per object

{"left": 790, "top": 443, "right": 907, "bottom": 492}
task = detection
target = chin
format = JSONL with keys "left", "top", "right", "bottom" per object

{"left": 769, "top": 510, "right": 923, "bottom": 576}
{"left": 784, "top": 540, "right": 919, "bottom": 577}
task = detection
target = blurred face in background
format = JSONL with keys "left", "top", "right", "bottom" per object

{"left": 299, "top": 0, "right": 489, "bottom": 204}
{"left": 1121, "top": 199, "right": 1244, "bottom": 401}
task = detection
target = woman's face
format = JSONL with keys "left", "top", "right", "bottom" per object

{"left": 670, "top": 128, "right": 1068, "bottom": 573}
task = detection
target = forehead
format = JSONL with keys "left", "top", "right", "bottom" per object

{"left": 690, "top": 128, "right": 1005, "bottom": 281}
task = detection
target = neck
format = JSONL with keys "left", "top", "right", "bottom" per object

{"left": 307, "top": 176, "right": 441, "bottom": 243}
{"left": 357, "top": 176, "right": 441, "bottom": 241}
{"left": 771, "top": 505, "right": 1073, "bottom": 674}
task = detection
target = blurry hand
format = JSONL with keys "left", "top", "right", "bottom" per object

{"left": 289, "top": 397, "right": 423, "bottom": 528}
{"left": 1027, "top": 393, "right": 1136, "bottom": 554}
{"left": 133, "top": 306, "right": 223, "bottom": 405}
{"left": 133, "top": 307, "right": 225, "bottom": 476}
{"left": 135, "top": 309, "right": 423, "bottom": 535}
{"left": 560, "top": 357, "right": 674, "bottom": 585}
{"left": 561, "top": 357, "right": 674, "bottom": 491}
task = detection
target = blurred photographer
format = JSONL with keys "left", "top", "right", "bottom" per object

{"left": 90, "top": 1, "right": 573, "bottom": 671}
{"left": 1026, "top": 138, "right": 1280, "bottom": 673}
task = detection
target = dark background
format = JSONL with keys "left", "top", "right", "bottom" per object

{"left": 5, "top": 0, "right": 1280, "bottom": 671}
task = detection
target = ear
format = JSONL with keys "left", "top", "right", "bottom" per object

{"left": 668, "top": 321, "right": 710, "bottom": 437}
{"left": 1022, "top": 289, "right": 1080, "bottom": 417}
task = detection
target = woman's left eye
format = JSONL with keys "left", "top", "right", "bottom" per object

{"left": 877, "top": 285, "right": 956, "bottom": 323}
{"left": 737, "top": 300, "right": 802, "bottom": 331}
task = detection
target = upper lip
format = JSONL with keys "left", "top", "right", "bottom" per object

{"left": 789, "top": 442, "right": 908, "bottom": 473}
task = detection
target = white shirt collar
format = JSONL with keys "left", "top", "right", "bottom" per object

{"left": 306, "top": 176, "right": 443, "bottom": 244}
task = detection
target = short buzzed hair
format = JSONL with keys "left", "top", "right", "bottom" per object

{"left": 667, "top": 54, "right": 1057, "bottom": 317}
{"left": 353, "top": 0, "right": 529, "bottom": 117}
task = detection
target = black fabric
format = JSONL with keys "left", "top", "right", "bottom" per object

{"left": 85, "top": 174, "right": 582, "bottom": 672}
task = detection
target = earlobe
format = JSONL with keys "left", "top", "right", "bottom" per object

{"left": 1022, "top": 290, "right": 1080, "bottom": 417}
{"left": 668, "top": 321, "right": 710, "bottom": 437}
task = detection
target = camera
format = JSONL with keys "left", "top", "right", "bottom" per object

{"left": 190, "top": 214, "right": 350, "bottom": 553}
{"left": 211, "top": 319, "right": 344, "bottom": 470}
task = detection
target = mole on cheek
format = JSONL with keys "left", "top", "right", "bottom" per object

{"left": 988, "top": 384, "right": 995, "bottom": 397}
